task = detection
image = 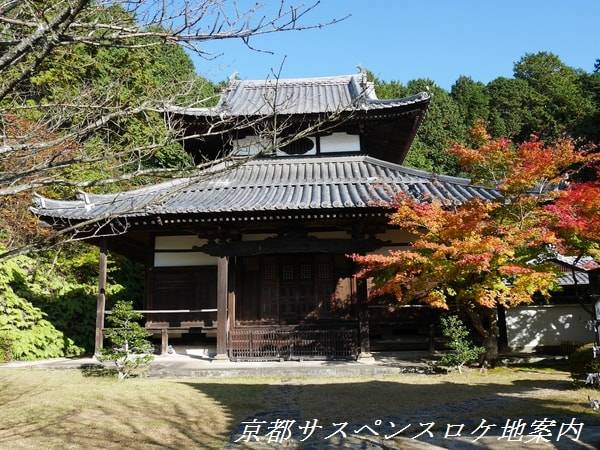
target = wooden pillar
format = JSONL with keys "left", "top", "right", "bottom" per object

{"left": 161, "top": 328, "right": 169, "bottom": 355}
{"left": 356, "top": 277, "right": 372, "bottom": 358}
{"left": 94, "top": 238, "right": 108, "bottom": 357}
{"left": 227, "top": 257, "right": 236, "bottom": 332}
{"left": 215, "top": 256, "right": 229, "bottom": 359}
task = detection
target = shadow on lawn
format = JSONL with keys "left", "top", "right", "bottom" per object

{"left": 188, "top": 378, "right": 600, "bottom": 448}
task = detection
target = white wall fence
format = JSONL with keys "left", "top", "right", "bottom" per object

{"left": 506, "top": 304, "right": 595, "bottom": 352}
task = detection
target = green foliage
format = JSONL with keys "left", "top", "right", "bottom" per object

{"left": 569, "top": 343, "right": 600, "bottom": 383}
{"left": 98, "top": 300, "right": 154, "bottom": 380}
{"left": 0, "top": 256, "right": 83, "bottom": 359}
{"left": 451, "top": 76, "right": 490, "bottom": 130}
{"left": 0, "top": 333, "right": 13, "bottom": 362}
{"left": 405, "top": 79, "right": 466, "bottom": 175}
{"left": 374, "top": 76, "right": 465, "bottom": 174}
{"left": 486, "top": 77, "right": 544, "bottom": 139}
{"left": 371, "top": 52, "right": 600, "bottom": 176}
{"left": 577, "top": 71, "right": 600, "bottom": 142}
{"left": 439, "top": 315, "right": 485, "bottom": 373}
{"left": 0, "top": 244, "right": 143, "bottom": 357}
{"left": 17, "top": 4, "right": 217, "bottom": 194}
{"left": 514, "top": 52, "right": 594, "bottom": 139}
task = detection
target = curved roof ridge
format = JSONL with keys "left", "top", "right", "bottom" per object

{"left": 233, "top": 74, "right": 357, "bottom": 85}
{"left": 165, "top": 73, "right": 429, "bottom": 117}
{"left": 362, "top": 156, "right": 473, "bottom": 186}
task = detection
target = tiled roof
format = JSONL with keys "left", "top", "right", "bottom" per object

{"left": 553, "top": 255, "right": 600, "bottom": 271}
{"left": 32, "top": 155, "right": 501, "bottom": 222}
{"left": 557, "top": 271, "right": 590, "bottom": 286}
{"left": 168, "top": 74, "right": 429, "bottom": 117}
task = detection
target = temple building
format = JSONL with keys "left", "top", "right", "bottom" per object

{"left": 32, "top": 73, "right": 501, "bottom": 360}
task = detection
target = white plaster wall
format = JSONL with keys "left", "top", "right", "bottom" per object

{"left": 506, "top": 305, "right": 594, "bottom": 351}
{"left": 375, "top": 229, "right": 415, "bottom": 243}
{"left": 319, "top": 133, "right": 360, "bottom": 153}
{"left": 155, "top": 235, "right": 207, "bottom": 250}
{"left": 307, "top": 231, "right": 350, "bottom": 239}
{"left": 154, "top": 252, "right": 217, "bottom": 267}
{"left": 234, "top": 136, "right": 266, "bottom": 156}
{"left": 154, "top": 235, "right": 216, "bottom": 267}
{"left": 241, "top": 233, "right": 277, "bottom": 241}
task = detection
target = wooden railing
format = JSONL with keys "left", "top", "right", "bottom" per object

{"left": 229, "top": 324, "right": 359, "bottom": 361}
{"left": 104, "top": 309, "right": 219, "bottom": 355}
{"left": 105, "top": 309, "right": 217, "bottom": 315}
{"left": 105, "top": 309, "right": 218, "bottom": 329}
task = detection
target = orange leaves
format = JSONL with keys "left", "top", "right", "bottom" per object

{"left": 450, "top": 125, "right": 583, "bottom": 195}
{"left": 505, "top": 137, "right": 581, "bottom": 193}
{"left": 354, "top": 125, "right": 599, "bottom": 314}
{"left": 424, "top": 290, "right": 449, "bottom": 310}
{"left": 388, "top": 194, "right": 497, "bottom": 242}
{"left": 353, "top": 193, "right": 556, "bottom": 310}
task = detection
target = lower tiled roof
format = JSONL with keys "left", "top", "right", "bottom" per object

{"left": 31, "top": 155, "right": 501, "bottom": 221}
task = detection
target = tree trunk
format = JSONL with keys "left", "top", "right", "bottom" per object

{"left": 482, "top": 329, "right": 499, "bottom": 364}
{"left": 466, "top": 306, "right": 499, "bottom": 366}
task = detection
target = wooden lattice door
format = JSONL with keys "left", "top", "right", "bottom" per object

{"left": 278, "top": 255, "right": 316, "bottom": 322}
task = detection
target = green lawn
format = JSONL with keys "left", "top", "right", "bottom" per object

{"left": 0, "top": 366, "right": 597, "bottom": 448}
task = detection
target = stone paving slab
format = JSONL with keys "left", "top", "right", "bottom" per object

{"left": 0, "top": 352, "right": 435, "bottom": 378}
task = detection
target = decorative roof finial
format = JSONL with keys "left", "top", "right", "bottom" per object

{"left": 228, "top": 71, "right": 239, "bottom": 83}
{"left": 76, "top": 190, "right": 91, "bottom": 205}
{"left": 356, "top": 65, "right": 369, "bottom": 95}
{"left": 32, "top": 192, "right": 45, "bottom": 208}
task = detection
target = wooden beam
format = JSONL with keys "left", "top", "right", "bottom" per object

{"left": 215, "top": 256, "right": 229, "bottom": 359}
{"left": 94, "top": 238, "right": 108, "bottom": 357}
{"left": 195, "top": 237, "right": 388, "bottom": 257}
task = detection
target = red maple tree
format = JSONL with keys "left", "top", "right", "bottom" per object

{"left": 353, "top": 123, "right": 600, "bottom": 363}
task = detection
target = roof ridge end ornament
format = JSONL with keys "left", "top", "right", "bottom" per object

{"left": 32, "top": 192, "right": 45, "bottom": 208}
{"left": 228, "top": 71, "right": 239, "bottom": 84}
{"left": 355, "top": 65, "right": 374, "bottom": 106}
{"left": 76, "top": 190, "right": 94, "bottom": 211}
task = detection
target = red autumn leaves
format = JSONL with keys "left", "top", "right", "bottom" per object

{"left": 353, "top": 124, "right": 599, "bottom": 311}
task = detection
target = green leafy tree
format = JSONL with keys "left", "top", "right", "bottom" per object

{"left": 486, "top": 76, "right": 547, "bottom": 140}
{"left": 439, "top": 315, "right": 485, "bottom": 373}
{"left": 451, "top": 76, "right": 490, "bottom": 131}
{"left": 0, "top": 255, "right": 83, "bottom": 359}
{"left": 372, "top": 75, "right": 465, "bottom": 174}
{"left": 98, "top": 300, "right": 154, "bottom": 380}
{"left": 513, "top": 52, "right": 595, "bottom": 139}
{"left": 578, "top": 67, "right": 600, "bottom": 143}
{"left": 404, "top": 79, "right": 466, "bottom": 175}
{"left": 369, "top": 71, "right": 409, "bottom": 99}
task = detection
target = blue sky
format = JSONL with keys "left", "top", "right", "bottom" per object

{"left": 194, "top": 0, "right": 599, "bottom": 90}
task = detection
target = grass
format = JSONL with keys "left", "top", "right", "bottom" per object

{"left": 0, "top": 369, "right": 265, "bottom": 449}
{"left": 0, "top": 366, "right": 598, "bottom": 448}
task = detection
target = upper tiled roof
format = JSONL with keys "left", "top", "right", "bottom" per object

{"left": 168, "top": 73, "right": 430, "bottom": 117}
{"left": 32, "top": 155, "right": 501, "bottom": 222}
{"left": 553, "top": 255, "right": 600, "bottom": 271}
